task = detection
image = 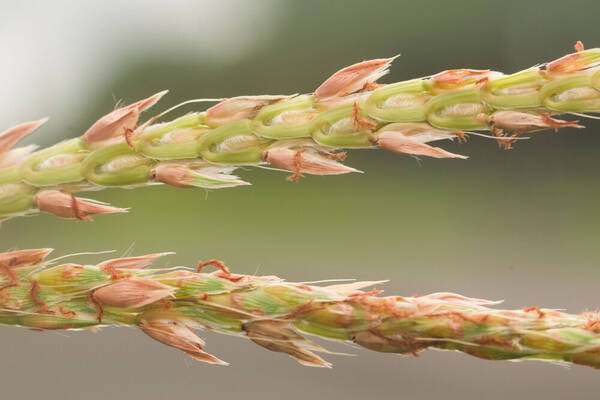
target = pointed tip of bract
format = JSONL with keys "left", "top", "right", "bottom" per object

{"left": 185, "top": 350, "right": 229, "bottom": 366}
{"left": 18, "top": 117, "right": 49, "bottom": 134}
{"left": 0, "top": 117, "right": 49, "bottom": 154}
{"left": 97, "top": 252, "right": 174, "bottom": 271}
{"left": 294, "top": 356, "right": 333, "bottom": 368}
{"left": 326, "top": 280, "right": 388, "bottom": 296}
{"left": 423, "top": 292, "right": 501, "bottom": 306}
{"left": 135, "top": 90, "right": 169, "bottom": 112}
{"left": 35, "top": 116, "right": 50, "bottom": 125}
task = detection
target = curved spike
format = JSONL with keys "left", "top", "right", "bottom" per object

{"left": 2, "top": 46, "right": 600, "bottom": 223}
{"left": 3, "top": 250, "right": 600, "bottom": 369}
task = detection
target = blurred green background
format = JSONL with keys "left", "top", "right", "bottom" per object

{"left": 2, "top": 0, "right": 600, "bottom": 398}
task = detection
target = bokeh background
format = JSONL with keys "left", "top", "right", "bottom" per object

{"left": 2, "top": 0, "right": 600, "bottom": 398}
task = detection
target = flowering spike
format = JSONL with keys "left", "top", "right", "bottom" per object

{"left": 1, "top": 46, "right": 600, "bottom": 222}
{"left": 314, "top": 57, "right": 397, "bottom": 99}
{"left": 140, "top": 318, "right": 228, "bottom": 365}
{"left": 82, "top": 91, "right": 168, "bottom": 143}
{"left": 35, "top": 190, "right": 127, "bottom": 221}
{"left": 0, "top": 118, "right": 48, "bottom": 154}
{"left": 92, "top": 277, "right": 173, "bottom": 308}
{"left": 3, "top": 249, "right": 600, "bottom": 369}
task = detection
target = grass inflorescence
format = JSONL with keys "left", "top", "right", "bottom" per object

{"left": 0, "top": 43, "right": 599, "bottom": 223}
{"left": 2, "top": 248, "right": 600, "bottom": 369}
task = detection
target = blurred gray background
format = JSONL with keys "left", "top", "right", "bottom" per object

{"left": 2, "top": 0, "right": 600, "bottom": 398}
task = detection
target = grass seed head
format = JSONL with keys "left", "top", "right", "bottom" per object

{"left": 2, "top": 250, "right": 600, "bottom": 369}
{"left": 1, "top": 44, "right": 599, "bottom": 222}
